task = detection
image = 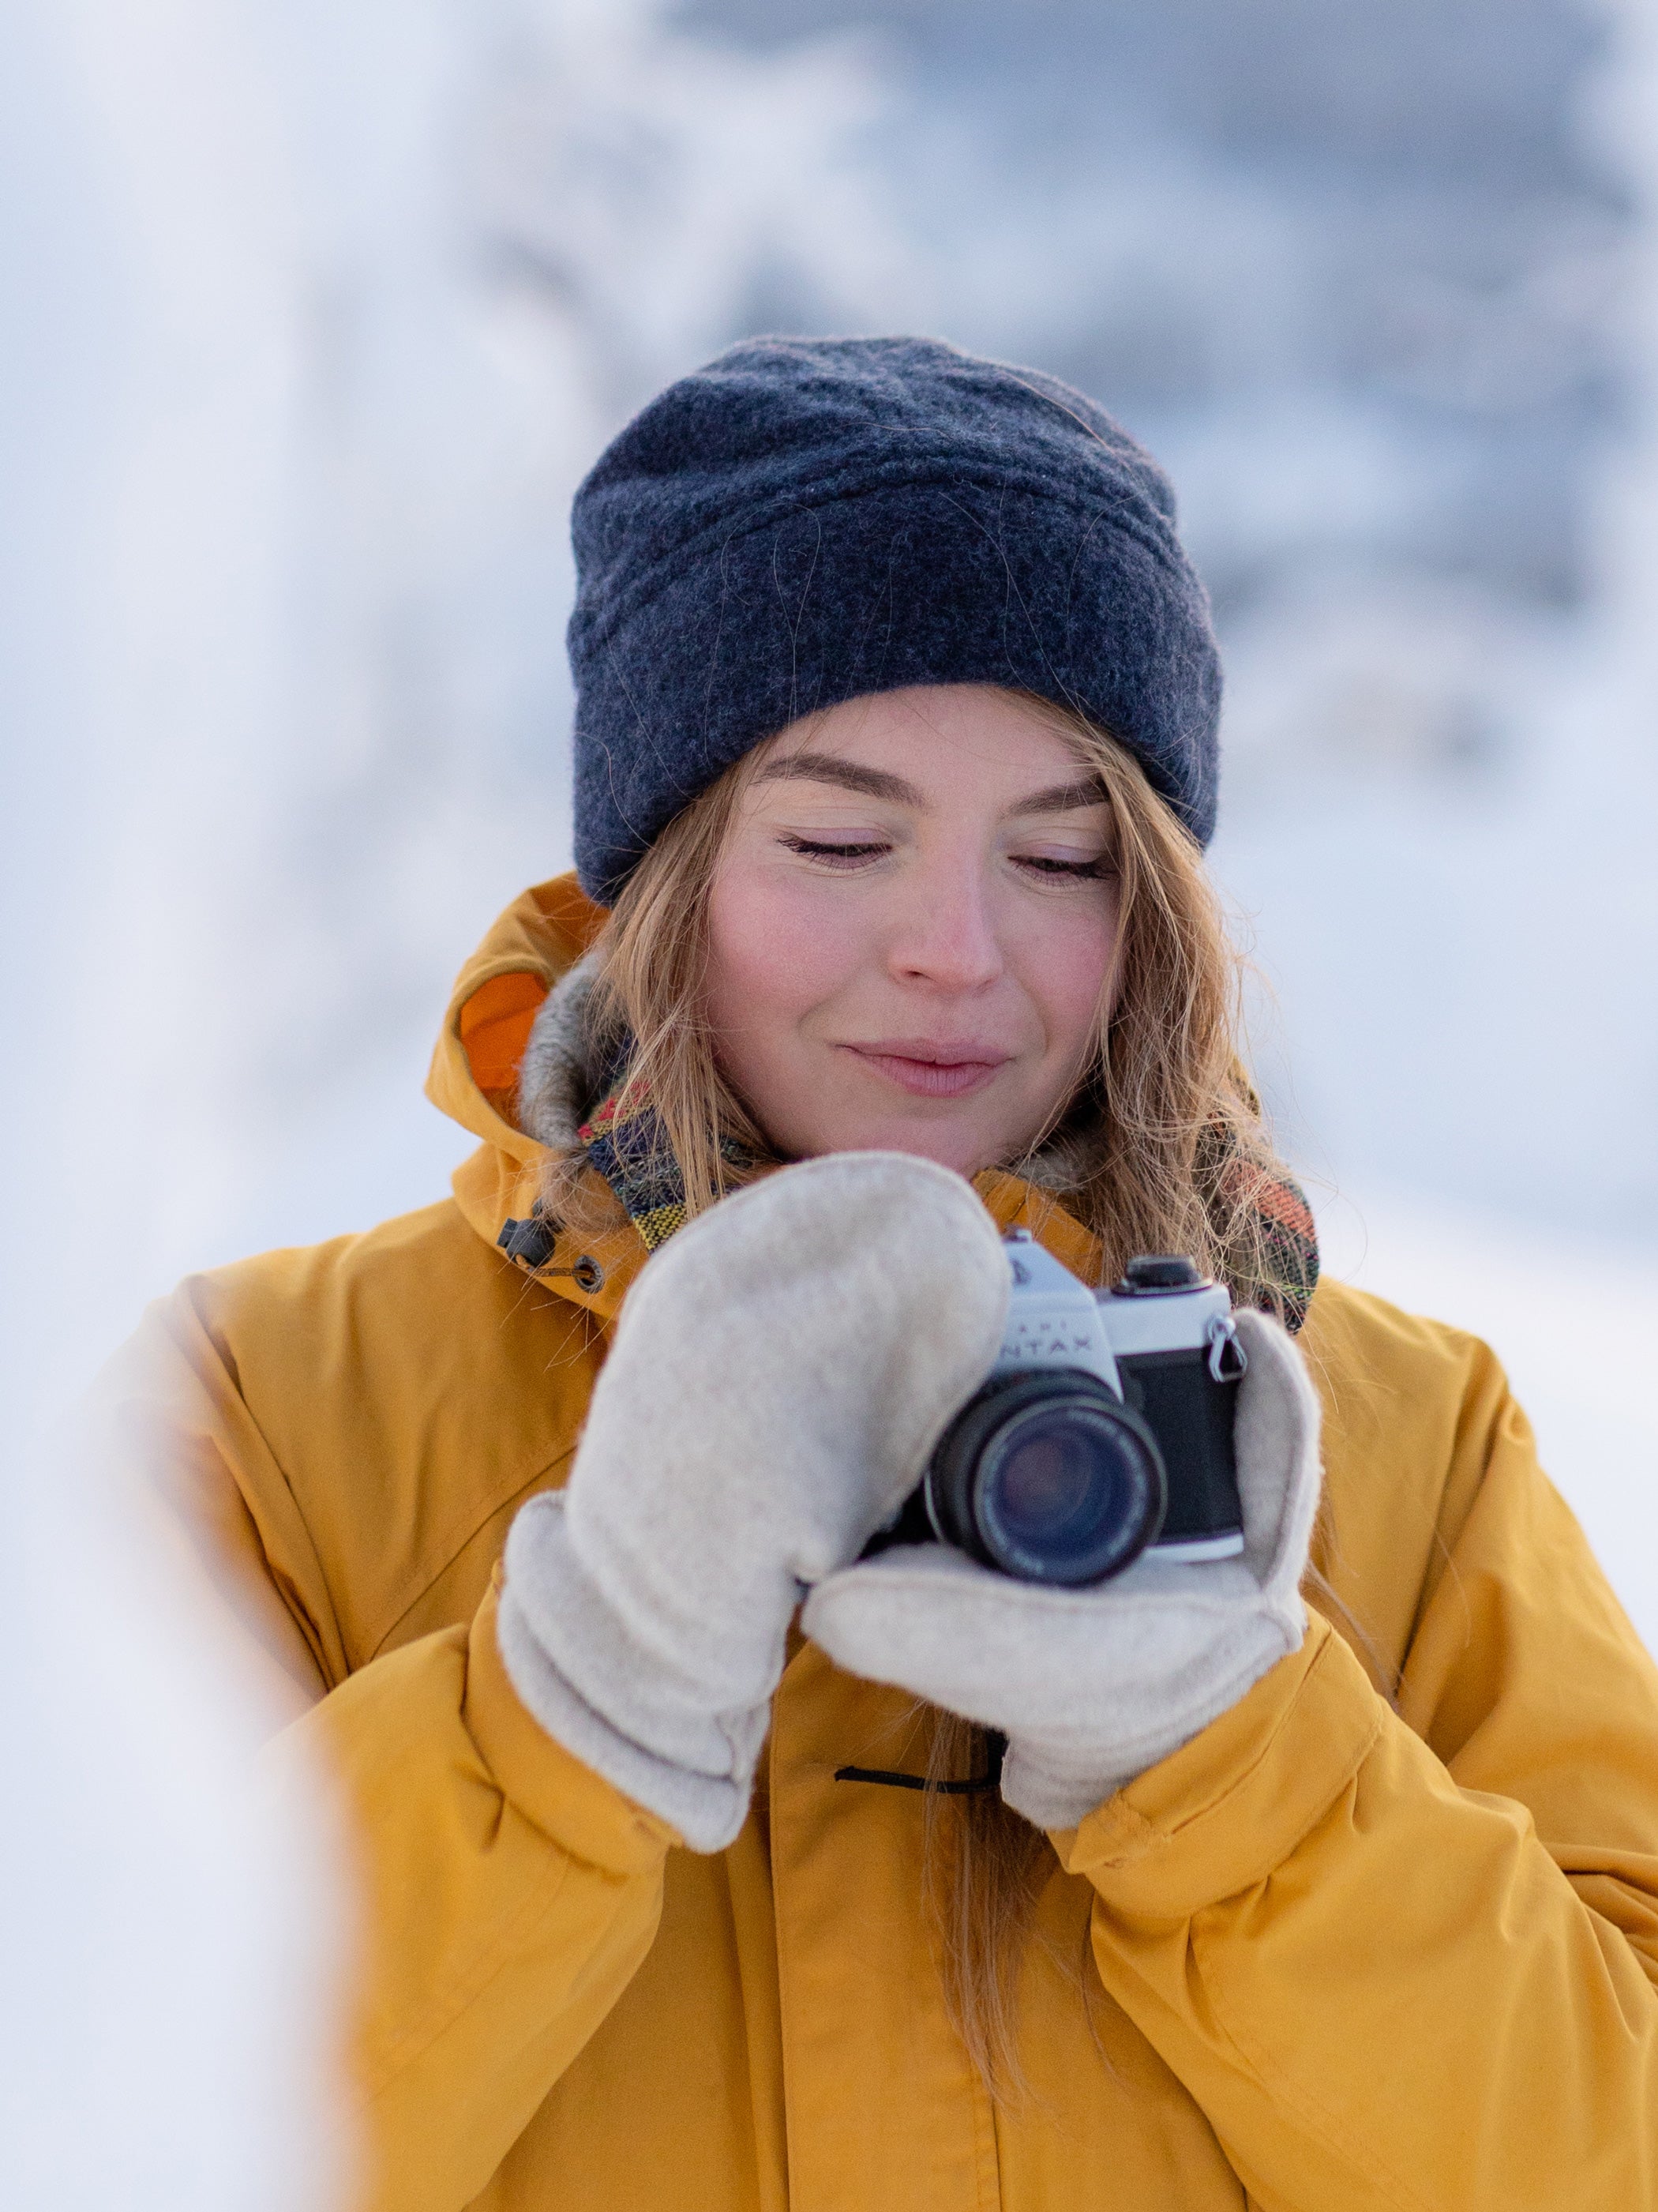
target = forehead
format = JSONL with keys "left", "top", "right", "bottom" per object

{"left": 757, "top": 685, "right": 1103, "bottom": 802}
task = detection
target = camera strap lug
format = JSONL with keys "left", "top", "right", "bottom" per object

{"left": 1206, "top": 1313, "right": 1247, "bottom": 1382}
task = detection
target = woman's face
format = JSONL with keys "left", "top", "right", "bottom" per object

{"left": 703, "top": 685, "right": 1121, "bottom": 1178}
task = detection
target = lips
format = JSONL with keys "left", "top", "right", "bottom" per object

{"left": 838, "top": 1040, "right": 1014, "bottom": 1100}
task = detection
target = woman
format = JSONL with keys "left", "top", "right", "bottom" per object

{"left": 113, "top": 338, "right": 1658, "bottom": 2211}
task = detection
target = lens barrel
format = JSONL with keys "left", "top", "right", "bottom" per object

{"left": 924, "top": 1371, "right": 1168, "bottom": 1587}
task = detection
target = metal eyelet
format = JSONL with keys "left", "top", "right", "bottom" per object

{"left": 571, "top": 1254, "right": 606, "bottom": 1293}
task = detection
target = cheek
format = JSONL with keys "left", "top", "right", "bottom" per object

{"left": 703, "top": 866, "right": 866, "bottom": 1034}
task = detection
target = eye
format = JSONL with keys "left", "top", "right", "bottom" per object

{"left": 779, "top": 834, "right": 891, "bottom": 869}
{"left": 1011, "top": 853, "right": 1113, "bottom": 881}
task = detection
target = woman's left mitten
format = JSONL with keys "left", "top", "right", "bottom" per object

{"left": 803, "top": 1308, "right": 1323, "bottom": 1829}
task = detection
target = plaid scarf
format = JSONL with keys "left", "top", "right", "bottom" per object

{"left": 577, "top": 1076, "right": 1319, "bottom": 1333}
{"left": 576, "top": 1076, "right": 751, "bottom": 1254}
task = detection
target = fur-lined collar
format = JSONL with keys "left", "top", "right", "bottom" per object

{"left": 517, "top": 951, "right": 608, "bottom": 1156}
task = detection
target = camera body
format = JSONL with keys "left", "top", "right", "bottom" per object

{"left": 872, "top": 1233, "right": 1247, "bottom": 1587}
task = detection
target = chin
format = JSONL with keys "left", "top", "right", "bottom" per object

{"left": 812, "top": 1121, "right": 1002, "bottom": 1180}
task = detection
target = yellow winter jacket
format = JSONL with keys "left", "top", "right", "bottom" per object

{"left": 111, "top": 877, "right": 1658, "bottom": 2212}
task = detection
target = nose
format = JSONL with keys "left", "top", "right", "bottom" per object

{"left": 884, "top": 851, "right": 1005, "bottom": 993}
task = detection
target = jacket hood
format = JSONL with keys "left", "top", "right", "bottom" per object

{"left": 426, "top": 875, "right": 636, "bottom": 1315}
{"left": 426, "top": 873, "right": 608, "bottom": 1152}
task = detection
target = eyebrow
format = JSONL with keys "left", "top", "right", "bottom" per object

{"left": 1007, "top": 776, "right": 1111, "bottom": 819}
{"left": 756, "top": 752, "right": 920, "bottom": 805}
{"left": 756, "top": 751, "right": 1110, "bottom": 819}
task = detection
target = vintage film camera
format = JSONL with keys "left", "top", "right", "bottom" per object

{"left": 870, "top": 1232, "right": 1247, "bottom": 1587}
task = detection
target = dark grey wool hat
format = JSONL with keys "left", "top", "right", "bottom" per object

{"left": 568, "top": 335, "right": 1222, "bottom": 904}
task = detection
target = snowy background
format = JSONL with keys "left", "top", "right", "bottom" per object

{"left": 4, "top": 4, "right": 1658, "bottom": 2193}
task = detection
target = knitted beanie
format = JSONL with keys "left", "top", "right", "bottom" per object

{"left": 568, "top": 335, "right": 1221, "bottom": 905}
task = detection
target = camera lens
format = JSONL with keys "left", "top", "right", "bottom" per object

{"left": 993, "top": 1417, "right": 1114, "bottom": 1541}
{"left": 925, "top": 1374, "right": 1167, "bottom": 1587}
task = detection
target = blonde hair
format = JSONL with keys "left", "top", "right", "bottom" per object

{"left": 542, "top": 692, "right": 1302, "bottom": 2095}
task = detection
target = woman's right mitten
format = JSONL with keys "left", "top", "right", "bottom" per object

{"left": 497, "top": 1151, "right": 1011, "bottom": 1850}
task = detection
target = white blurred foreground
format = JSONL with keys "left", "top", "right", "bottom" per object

{"left": 0, "top": 1453, "right": 349, "bottom": 2208}
{"left": 1321, "top": 1190, "right": 1658, "bottom": 1652}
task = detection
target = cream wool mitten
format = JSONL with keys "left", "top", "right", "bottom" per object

{"left": 498, "top": 1152, "right": 1011, "bottom": 1850}
{"left": 802, "top": 1309, "right": 1323, "bottom": 1830}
